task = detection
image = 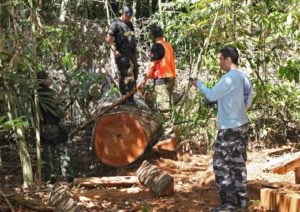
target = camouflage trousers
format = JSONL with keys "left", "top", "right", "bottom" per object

{"left": 42, "top": 142, "right": 73, "bottom": 180}
{"left": 154, "top": 78, "right": 176, "bottom": 137}
{"left": 154, "top": 78, "right": 175, "bottom": 113}
{"left": 213, "top": 123, "right": 249, "bottom": 208}
{"left": 116, "top": 55, "right": 138, "bottom": 102}
{"left": 41, "top": 124, "right": 73, "bottom": 181}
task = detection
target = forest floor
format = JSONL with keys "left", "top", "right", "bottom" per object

{"left": 0, "top": 136, "right": 297, "bottom": 211}
{"left": 70, "top": 147, "right": 296, "bottom": 211}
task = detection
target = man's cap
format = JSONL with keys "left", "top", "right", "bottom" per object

{"left": 123, "top": 6, "right": 133, "bottom": 17}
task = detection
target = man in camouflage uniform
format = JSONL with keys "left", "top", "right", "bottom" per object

{"left": 106, "top": 5, "right": 138, "bottom": 104}
{"left": 37, "top": 71, "right": 74, "bottom": 183}
{"left": 191, "top": 46, "right": 252, "bottom": 211}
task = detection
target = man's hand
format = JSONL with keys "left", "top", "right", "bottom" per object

{"left": 137, "top": 78, "right": 147, "bottom": 90}
{"left": 106, "top": 34, "right": 121, "bottom": 57}
{"left": 189, "top": 77, "right": 197, "bottom": 87}
{"left": 113, "top": 49, "right": 121, "bottom": 57}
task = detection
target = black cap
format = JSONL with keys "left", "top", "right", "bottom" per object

{"left": 151, "top": 26, "right": 164, "bottom": 38}
{"left": 123, "top": 6, "right": 133, "bottom": 17}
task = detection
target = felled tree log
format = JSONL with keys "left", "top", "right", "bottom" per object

{"left": 136, "top": 160, "right": 174, "bottom": 196}
{"left": 73, "top": 176, "right": 139, "bottom": 188}
{"left": 92, "top": 96, "right": 162, "bottom": 167}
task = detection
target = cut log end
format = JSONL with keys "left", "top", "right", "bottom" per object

{"left": 93, "top": 112, "right": 147, "bottom": 167}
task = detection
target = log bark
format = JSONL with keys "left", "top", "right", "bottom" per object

{"left": 47, "top": 184, "right": 80, "bottom": 212}
{"left": 8, "top": 195, "right": 56, "bottom": 211}
{"left": 136, "top": 160, "right": 174, "bottom": 196}
{"left": 92, "top": 96, "right": 162, "bottom": 167}
{"left": 295, "top": 167, "right": 300, "bottom": 184}
{"left": 73, "top": 176, "right": 139, "bottom": 188}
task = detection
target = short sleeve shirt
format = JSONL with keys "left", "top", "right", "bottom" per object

{"left": 108, "top": 19, "right": 137, "bottom": 55}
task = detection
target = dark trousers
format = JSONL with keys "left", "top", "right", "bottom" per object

{"left": 116, "top": 55, "right": 138, "bottom": 102}
{"left": 213, "top": 123, "right": 249, "bottom": 208}
{"left": 41, "top": 124, "right": 73, "bottom": 181}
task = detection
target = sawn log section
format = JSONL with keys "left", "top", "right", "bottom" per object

{"left": 92, "top": 98, "right": 162, "bottom": 167}
{"left": 136, "top": 160, "right": 174, "bottom": 196}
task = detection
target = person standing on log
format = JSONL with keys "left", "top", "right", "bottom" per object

{"left": 190, "top": 46, "right": 252, "bottom": 211}
{"left": 37, "top": 71, "right": 74, "bottom": 184}
{"left": 106, "top": 5, "right": 138, "bottom": 105}
{"left": 138, "top": 25, "right": 177, "bottom": 139}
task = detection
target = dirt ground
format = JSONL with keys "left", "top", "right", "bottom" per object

{"left": 66, "top": 136, "right": 296, "bottom": 212}
{"left": 0, "top": 134, "right": 296, "bottom": 211}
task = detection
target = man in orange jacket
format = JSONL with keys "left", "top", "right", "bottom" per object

{"left": 138, "top": 26, "right": 176, "bottom": 137}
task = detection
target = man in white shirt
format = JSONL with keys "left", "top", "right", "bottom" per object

{"left": 191, "top": 46, "right": 252, "bottom": 211}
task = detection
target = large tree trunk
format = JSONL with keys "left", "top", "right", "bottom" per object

{"left": 92, "top": 97, "right": 162, "bottom": 167}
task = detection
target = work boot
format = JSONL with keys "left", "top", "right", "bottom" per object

{"left": 210, "top": 203, "right": 237, "bottom": 212}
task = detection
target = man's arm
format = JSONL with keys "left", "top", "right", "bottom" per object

{"left": 106, "top": 21, "right": 121, "bottom": 57}
{"left": 190, "top": 74, "right": 234, "bottom": 102}
{"left": 137, "top": 43, "right": 165, "bottom": 89}
{"left": 106, "top": 34, "right": 120, "bottom": 57}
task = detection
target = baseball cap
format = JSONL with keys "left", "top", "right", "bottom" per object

{"left": 123, "top": 6, "right": 133, "bottom": 17}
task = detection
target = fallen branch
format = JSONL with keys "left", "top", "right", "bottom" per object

{"left": 73, "top": 176, "right": 139, "bottom": 188}
{"left": 7, "top": 194, "right": 56, "bottom": 211}
{"left": 0, "top": 191, "right": 14, "bottom": 212}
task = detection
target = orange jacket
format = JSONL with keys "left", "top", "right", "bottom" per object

{"left": 147, "top": 39, "right": 176, "bottom": 79}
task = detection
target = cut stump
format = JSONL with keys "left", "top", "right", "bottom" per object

{"left": 92, "top": 100, "right": 162, "bottom": 167}
{"left": 261, "top": 188, "right": 300, "bottom": 212}
{"left": 136, "top": 160, "right": 174, "bottom": 196}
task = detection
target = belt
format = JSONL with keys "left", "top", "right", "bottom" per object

{"left": 154, "top": 77, "right": 175, "bottom": 85}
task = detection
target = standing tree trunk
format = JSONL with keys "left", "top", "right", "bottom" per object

{"left": 105, "top": 0, "right": 118, "bottom": 80}
{"left": 4, "top": 83, "right": 33, "bottom": 188}
{"left": 158, "top": 0, "right": 164, "bottom": 28}
{"left": 7, "top": 4, "right": 33, "bottom": 188}
{"left": 59, "top": 0, "right": 69, "bottom": 22}
{"left": 30, "top": 6, "right": 42, "bottom": 187}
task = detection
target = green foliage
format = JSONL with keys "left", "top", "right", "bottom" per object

{"left": 250, "top": 79, "right": 299, "bottom": 144}
{"left": 160, "top": 0, "right": 300, "bottom": 149}
{"left": 0, "top": 0, "right": 299, "bottom": 154}
{"left": 174, "top": 86, "right": 218, "bottom": 149}
{"left": 0, "top": 116, "right": 29, "bottom": 129}
{"left": 279, "top": 59, "right": 300, "bottom": 83}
